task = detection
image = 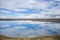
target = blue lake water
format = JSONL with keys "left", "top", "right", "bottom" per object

{"left": 0, "top": 21, "right": 60, "bottom": 38}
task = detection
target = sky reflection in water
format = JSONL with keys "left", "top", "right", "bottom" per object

{"left": 0, "top": 21, "right": 60, "bottom": 38}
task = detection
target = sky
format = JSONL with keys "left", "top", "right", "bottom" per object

{"left": 0, "top": 0, "right": 60, "bottom": 38}
{"left": 0, "top": 0, "right": 60, "bottom": 19}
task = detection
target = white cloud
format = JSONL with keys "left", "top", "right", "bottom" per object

{"left": 0, "top": 9, "right": 60, "bottom": 19}
{"left": 0, "top": 0, "right": 57, "bottom": 11}
{"left": 0, "top": 0, "right": 60, "bottom": 18}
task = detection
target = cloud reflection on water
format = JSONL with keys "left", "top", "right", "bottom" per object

{"left": 0, "top": 21, "right": 60, "bottom": 38}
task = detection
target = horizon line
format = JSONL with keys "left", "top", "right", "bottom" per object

{"left": 0, "top": 18, "right": 60, "bottom": 22}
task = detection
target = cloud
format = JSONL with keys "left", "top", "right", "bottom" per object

{"left": 0, "top": 8, "right": 60, "bottom": 19}
{"left": 0, "top": 0, "right": 60, "bottom": 18}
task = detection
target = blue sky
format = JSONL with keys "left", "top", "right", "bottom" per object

{"left": 0, "top": 0, "right": 60, "bottom": 38}
{"left": 0, "top": 0, "right": 60, "bottom": 19}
